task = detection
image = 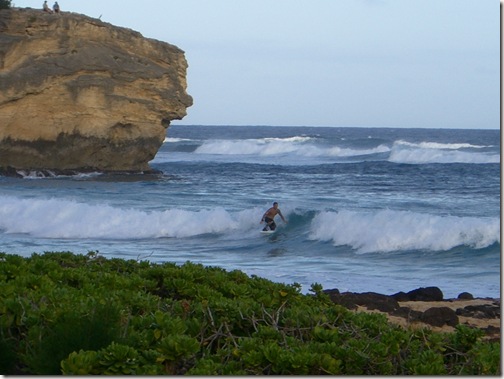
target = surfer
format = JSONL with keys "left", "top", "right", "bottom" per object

{"left": 260, "top": 202, "right": 287, "bottom": 231}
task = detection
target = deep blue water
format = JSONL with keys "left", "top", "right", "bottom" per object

{"left": 0, "top": 125, "right": 500, "bottom": 298}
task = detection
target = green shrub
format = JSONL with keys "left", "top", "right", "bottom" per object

{"left": 23, "top": 303, "right": 121, "bottom": 375}
{"left": 0, "top": 333, "right": 17, "bottom": 374}
{"left": 0, "top": 251, "right": 500, "bottom": 375}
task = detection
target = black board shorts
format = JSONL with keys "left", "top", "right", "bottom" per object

{"left": 264, "top": 217, "right": 276, "bottom": 230}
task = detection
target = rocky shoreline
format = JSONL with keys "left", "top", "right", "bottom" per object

{"left": 324, "top": 286, "right": 500, "bottom": 343}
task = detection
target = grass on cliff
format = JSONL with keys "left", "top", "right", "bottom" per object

{"left": 0, "top": 251, "right": 500, "bottom": 375}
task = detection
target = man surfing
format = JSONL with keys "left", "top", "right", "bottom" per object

{"left": 260, "top": 202, "right": 287, "bottom": 231}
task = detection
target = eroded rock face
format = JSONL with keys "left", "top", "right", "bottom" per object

{"left": 0, "top": 8, "right": 193, "bottom": 173}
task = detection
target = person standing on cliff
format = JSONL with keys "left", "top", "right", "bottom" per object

{"left": 53, "top": 2, "right": 60, "bottom": 13}
{"left": 260, "top": 202, "right": 287, "bottom": 231}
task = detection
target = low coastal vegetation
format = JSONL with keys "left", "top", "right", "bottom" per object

{"left": 0, "top": 251, "right": 499, "bottom": 375}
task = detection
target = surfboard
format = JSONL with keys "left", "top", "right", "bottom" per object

{"left": 260, "top": 229, "right": 276, "bottom": 235}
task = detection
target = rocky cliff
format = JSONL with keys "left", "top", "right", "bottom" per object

{"left": 0, "top": 7, "right": 192, "bottom": 174}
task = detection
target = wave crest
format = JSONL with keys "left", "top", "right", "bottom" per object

{"left": 194, "top": 137, "right": 390, "bottom": 158}
{"left": 0, "top": 197, "right": 260, "bottom": 239}
{"left": 309, "top": 209, "right": 500, "bottom": 253}
{"left": 163, "top": 135, "right": 499, "bottom": 165}
{"left": 389, "top": 140, "right": 499, "bottom": 164}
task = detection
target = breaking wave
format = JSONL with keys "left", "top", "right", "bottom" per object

{"left": 162, "top": 136, "right": 499, "bottom": 164}
{"left": 0, "top": 196, "right": 261, "bottom": 239}
{"left": 309, "top": 209, "right": 500, "bottom": 253}
{"left": 1, "top": 196, "right": 498, "bottom": 255}
{"left": 388, "top": 140, "right": 499, "bottom": 164}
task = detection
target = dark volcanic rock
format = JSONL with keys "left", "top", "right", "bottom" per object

{"left": 390, "top": 307, "right": 423, "bottom": 322}
{"left": 456, "top": 304, "right": 500, "bottom": 319}
{"left": 421, "top": 307, "right": 459, "bottom": 327}
{"left": 325, "top": 291, "right": 400, "bottom": 312}
{"left": 325, "top": 288, "right": 498, "bottom": 339}
{"left": 392, "top": 286, "right": 444, "bottom": 302}
{"left": 457, "top": 292, "right": 474, "bottom": 300}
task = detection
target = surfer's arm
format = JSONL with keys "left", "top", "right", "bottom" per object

{"left": 278, "top": 210, "right": 287, "bottom": 223}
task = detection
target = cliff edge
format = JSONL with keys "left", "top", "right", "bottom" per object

{"left": 0, "top": 8, "right": 193, "bottom": 174}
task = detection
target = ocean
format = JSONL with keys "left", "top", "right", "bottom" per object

{"left": 0, "top": 125, "right": 500, "bottom": 298}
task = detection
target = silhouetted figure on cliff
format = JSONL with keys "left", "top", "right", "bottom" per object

{"left": 53, "top": 1, "right": 60, "bottom": 13}
{"left": 43, "top": 1, "right": 53, "bottom": 13}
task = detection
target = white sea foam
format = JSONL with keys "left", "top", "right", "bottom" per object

{"left": 16, "top": 171, "right": 102, "bottom": 180}
{"left": 164, "top": 135, "right": 498, "bottom": 164}
{"left": 2, "top": 195, "right": 498, "bottom": 255}
{"left": 0, "top": 196, "right": 261, "bottom": 239}
{"left": 194, "top": 137, "right": 390, "bottom": 158}
{"left": 309, "top": 209, "right": 500, "bottom": 253}
{"left": 389, "top": 140, "right": 499, "bottom": 164}
{"left": 264, "top": 136, "right": 313, "bottom": 143}
{"left": 395, "top": 140, "right": 490, "bottom": 150}
{"left": 194, "top": 137, "right": 312, "bottom": 156}
{"left": 163, "top": 137, "right": 193, "bottom": 143}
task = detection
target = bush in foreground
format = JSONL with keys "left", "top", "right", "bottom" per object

{"left": 0, "top": 251, "right": 500, "bottom": 375}
{"left": 0, "top": 0, "right": 11, "bottom": 9}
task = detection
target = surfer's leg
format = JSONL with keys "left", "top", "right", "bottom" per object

{"left": 270, "top": 221, "right": 276, "bottom": 231}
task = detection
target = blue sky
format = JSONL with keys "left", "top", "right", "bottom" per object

{"left": 18, "top": 0, "right": 500, "bottom": 129}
